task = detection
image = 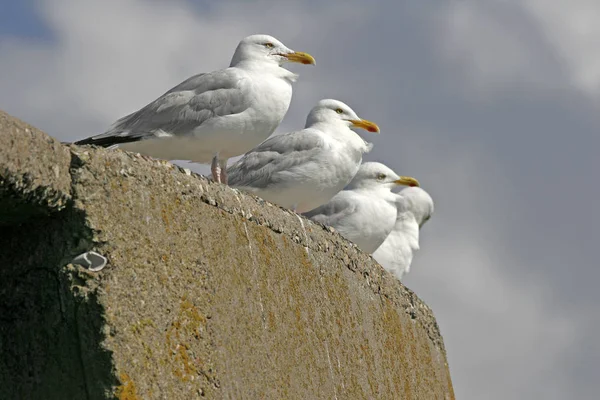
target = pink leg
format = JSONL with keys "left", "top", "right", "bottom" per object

{"left": 211, "top": 156, "right": 221, "bottom": 184}
{"left": 219, "top": 158, "right": 228, "bottom": 185}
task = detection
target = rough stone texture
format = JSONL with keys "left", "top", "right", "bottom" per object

{"left": 0, "top": 110, "right": 455, "bottom": 400}
{"left": 0, "top": 110, "right": 72, "bottom": 225}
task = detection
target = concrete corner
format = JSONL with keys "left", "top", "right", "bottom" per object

{"left": 0, "top": 110, "right": 72, "bottom": 225}
{"left": 0, "top": 110, "right": 454, "bottom": 399}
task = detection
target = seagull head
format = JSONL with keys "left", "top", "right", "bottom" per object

{"left": 230, "top": 34, "right": 316, "bottom": 67}
{"left": 397, "top": 187, "right": 434, "bottom": 228}
{"left": 346, "top": 162, "right": 419, "bottom": 190}
{"left": 305, "top": 99, "right": 380, "bottom": 133}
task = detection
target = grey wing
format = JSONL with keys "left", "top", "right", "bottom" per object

{"left": 227, "top": 130, "right": 326, "bottom": 189}
{"left": 303, "top": 192, "right": 358, "bottom": 229}
{"left": 75, "top": 69, "right": 250, "bottom": 146}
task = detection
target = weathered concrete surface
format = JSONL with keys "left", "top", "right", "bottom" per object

{"left": 0, "top": 110, "right": 454, "bottom": 399}
{"left": 0, "top": 110, "right": 71, "bottom": 225}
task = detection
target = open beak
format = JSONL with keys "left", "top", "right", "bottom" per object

{"left": 281, "top": 51, "right": 316, "bottom": 65}
{"left": 394, "top": 176, "right": 420, "bottom": 187}
{"left": 349, "top": 119, "right": 380, "bottom": 133}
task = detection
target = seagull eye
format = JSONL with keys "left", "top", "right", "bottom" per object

{"left": 335, "top": 108, "right": 344, "bottom": 114}
{"left": 264, "top": 42, "right": 274, "bottom": 48}
{"left": 377, "top": 173, "right": 387, "bottom": 180}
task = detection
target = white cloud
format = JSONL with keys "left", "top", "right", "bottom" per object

{"left": 410, "top": 216, "right": 576, "bottom": 399}
{"left": 437, "top": 1, "right": 547, "bottom": 90}
{"left": 374, "top": 129, "right": 581, "bottom": 400}
{"left": 0, "top": 0, "right": 362, "bottom": 139}
{"left": 523, "top": 0, "right": 600, "bottom": 95}
{"left": 437, "top": 0, "right": 600, "bottom": 97}
{"left": 0, "top": 1, "right": 593, "bottom": 399}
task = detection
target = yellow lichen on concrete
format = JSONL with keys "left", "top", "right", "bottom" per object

{"left": 0, "top": 109, "right": 454, "bottom": 400}
{"left": 165, "top": 297, "right": 208, "bottom": 383}
{"left": 115, "top": 373, "right": 140, "bottom": 400}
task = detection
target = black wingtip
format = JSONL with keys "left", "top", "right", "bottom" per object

{"left": 73, "top": 135, "right": 143, "bottom": 147}
{"left": 73, "top": 137, "right": 98, "bottom": 146}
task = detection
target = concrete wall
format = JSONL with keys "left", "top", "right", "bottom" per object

{"left": 0, "top": 110, "right": 454, "bottom": 399}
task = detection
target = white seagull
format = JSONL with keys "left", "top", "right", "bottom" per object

{"left": 74, "top": 34, "right": 315, "bottom": 184}
{"left": 372, "top": 187, "right": 434, "bottom": 280}
{"left": 304, "top": 162, "right": 419, "bottom": 253}
{"left": 227, "top": 99, "right": 380, "bottom": 213}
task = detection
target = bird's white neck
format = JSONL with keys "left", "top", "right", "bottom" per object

{"left": 233, "top": 60, "right": 299, "bottom": 83}
{"left": 349, "top": 185, "right": 397, "bottom": 201}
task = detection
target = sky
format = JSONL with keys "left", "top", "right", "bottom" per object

{"left": 1, "top": 0, "right": 598, "bottom": 398}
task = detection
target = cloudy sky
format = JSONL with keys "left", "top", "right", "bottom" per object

{"left": 1, "top": 0, "right": 598, "bottom": 398}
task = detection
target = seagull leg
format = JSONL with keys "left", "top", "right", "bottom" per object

{"left": 211, "top": 156, "right": 221, "bottom": 184}
{"left": 219, "top": 158, "right": 229, "bottom": 185}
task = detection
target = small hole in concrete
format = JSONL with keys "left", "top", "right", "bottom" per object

{"left": 72, "top": 251, "right": 108, "bottom": 272}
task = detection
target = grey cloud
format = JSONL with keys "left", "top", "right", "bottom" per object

{"left": 0, "top": 0, "right": 598, "bottom": 399}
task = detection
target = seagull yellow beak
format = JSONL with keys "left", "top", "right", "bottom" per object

{"left": 394, "top": 176, "right": 420, "bottom": 187}
{"left": 349, "top": 119, "right": 380, "bottom": 133}
{"left": 282, "top": 51, "right": 316, "bottom": 65}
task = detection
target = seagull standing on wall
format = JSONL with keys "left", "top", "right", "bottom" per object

{"left": 372, "top": 187, "right": 434, "bottom": 280}
{"left": 73, "top": 34, "right": 316, "bottom": 184}
{"left": 227, "top": 99, "right": 380, "bottom": 213}
{"left": 304, "top": 162, "right": 420, "bottom": 253}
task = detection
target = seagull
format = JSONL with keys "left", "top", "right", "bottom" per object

{"left": 304, "top": 162, "right": 419, "bottom": 253}
{"left": 227, "top": 99, "right": 380, "bottom": 213}
{"left": 73, "top": 34, "right": 315, "bottom": 184}
{"left": 372, "top": 187, "right": 434, "bottom": 280}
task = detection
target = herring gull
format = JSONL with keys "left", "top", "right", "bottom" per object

{"left": 304, "top": 162, "right": 419, "bottom": 253}
{"left": 74, "top": 34, "right": 315, "bottom": 184}
{"left": 227, "top": 99, "right": 380, "bottom": 213}
{"left": 372, "top": 187, "right": 434, "bottom": 280}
